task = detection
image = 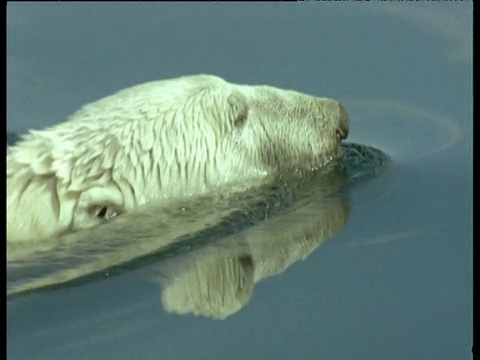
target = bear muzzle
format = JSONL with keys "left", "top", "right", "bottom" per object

{"left": 336, "top": 103, "right": 349, "bottom": 141}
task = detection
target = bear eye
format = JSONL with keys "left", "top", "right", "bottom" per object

{"left": 96, "top": 206, "right": 108, "bottom": 219}
{"left": 89, "top": 205, "right": 120, "bottom": 221}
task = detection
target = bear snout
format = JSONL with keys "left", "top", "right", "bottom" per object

{"left": 336, "top": 103, "right": 349, "bottom": 141}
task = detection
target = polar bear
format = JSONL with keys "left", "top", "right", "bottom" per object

{"left": 7, "top": 74, "right": 349, "bottom": 243}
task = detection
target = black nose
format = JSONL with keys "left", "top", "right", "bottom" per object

{"left": 337, "top": 127, "right": 348, "bottom": 140}
{"left": 337, "top": 103, "right": 349, "bottom": 140}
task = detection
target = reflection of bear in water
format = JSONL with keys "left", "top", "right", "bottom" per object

{"left": 7, "top": 74, "right": 349, "bottom": 244}
{"left": 162, "top": 250, "right": 256, "bottom": 320}
{"left": 160, "top": 195, "right": 349, "bottom": 320}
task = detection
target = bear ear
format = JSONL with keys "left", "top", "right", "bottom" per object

{"left": 227, "top": 92, "right": 249, "bottom": 128}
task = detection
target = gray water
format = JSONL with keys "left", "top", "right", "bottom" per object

{"left": 7, "top": 3, "right": 472, "bottom": 360}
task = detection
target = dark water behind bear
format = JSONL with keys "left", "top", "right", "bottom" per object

{"left": 7, "top": 132, "right": 20, "bottom": 146}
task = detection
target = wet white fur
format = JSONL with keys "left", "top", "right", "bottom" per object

{"left": 7, "top": 74, "right": 348, "bottom": 243}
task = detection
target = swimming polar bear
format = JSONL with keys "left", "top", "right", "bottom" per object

{"left": 7, "top": 74, "right": 349, "bottom": 244}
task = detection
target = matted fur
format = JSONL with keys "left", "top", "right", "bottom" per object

{"left": 7, "top": 74, "right": 349, "bottom": 243}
